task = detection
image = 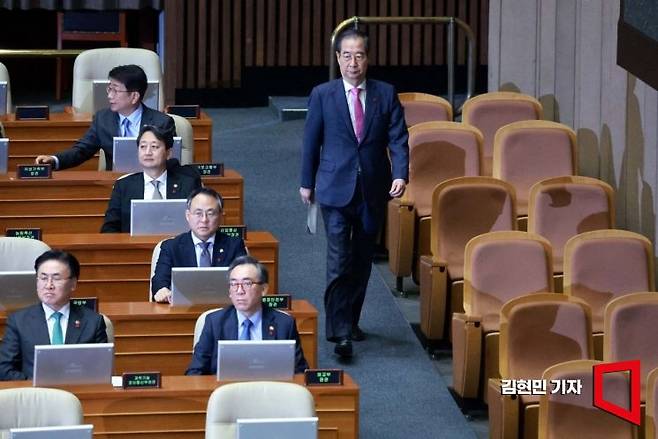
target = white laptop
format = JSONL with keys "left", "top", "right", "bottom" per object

{"left": 0, "top": 81, "right": 7, "bottom": 115}
{"left": 33, "top": 343, "right": 114, "bottom": 386}
{"left": 237, "top": 418, "right": 318, "bottom": 439}
{"left": 170, "top": 267, "right": 229, "bottom": 306}
{"left": 0, "top": 138, "right": 8, "bottom": 174}
{"left": 217, "top": 340, "right": 295, "bottom": 381}
{"left": 10, "top": 425, "right": 93, "bottom": 439}
{"left": 112, "top": 136, "right": 182, "bottom": 173}
{"left": 0, "top": 271, "right": 38, "bottom": 311}
{"left": 130, "top": 199, "right": 188, "bottom": 236}
{"left": 92, "top": 79, "right": 159, "bottom": 113}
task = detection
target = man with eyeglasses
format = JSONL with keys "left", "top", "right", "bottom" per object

{"left": 186, "top": 255, "right": 308, "bottom": 375}
{"left": 0, "top": 250, "right": 108, "bottom": 381}
{"left": 35, "top": 64, "right": 176, "bottom": 170}
{"left": 151, "top": 187, "right": 247, "bottom": 303}
{"left": 300, "top": 28, "right": 409, "bottom": 358}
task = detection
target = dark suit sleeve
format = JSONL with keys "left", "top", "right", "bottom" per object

{"left": 185, "top": 316, "right": 215, "bottom": 375}
{"left": 151, "top": 238, "right": 175, "bottom": 297}
{"left": 100, "top": 179, "right": 125, "bottom": 233}
{"left": 233, "top": 238, "right": 248, "bottom": 259}
{"left": 300, "top": 87, "right": 324, "bottom": 189}
{"left": 0, "top": 314, "right": 28, "bottom": 381}
{"left": 386, "top": 91, "right": 410, "bottom": 182}
{"left": 93, "top": 314, "right": 109, "bottom": 343}
{"left": 55, "top": 112, "right": 104, "bottom": 170}
{"left": 279, "top": 312, "right": 309, "bottom": 374}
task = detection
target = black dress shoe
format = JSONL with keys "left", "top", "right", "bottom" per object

{"left": 334, "top": 338, "right": 353, "bottom": 358}
{"left": 351, "top": 325, "right": 366, "bottom": 341}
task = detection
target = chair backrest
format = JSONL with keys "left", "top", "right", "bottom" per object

{"left": 398, "top": 92, "right": 453, "bottom": 127}
{"left": 647, "top": 367, "right": 658, "bottom": 439}
{"left": 462, "top": 91, "right": 543, "bottom": 176}
{"left": 564, "top": 230, "right": 654, "bottom": 332}
{"left": 463, "top": 231, "right": 553, "bottom": 332}
{"left": 170, "top": 113, "right": 194, "bottom": 165}
{"left": 528, "top": 176, "right": 615, "bottom": 273}
{"left": 205, "top": 381, "right": 316, "bottom": 439}
{"left": 404, "top": 121, "right": 482, "bottom": 216}
{"left": 102, "top": 313, "right": 115, "bottom": 343}
{"left": 0, "top": 237, "right": 51, "bottom": 271}
{"left": 500, "top": 293, "right": 593, "bottom": 380}
{"left": 0, "top": 387, "right": 83, "bottom": 433}
{"left": 0, "top": 61, "right": 12, "bottom": 112}
{"left": 604, "top": 292, "right": 658, "bottom": 401}
{"left": 431, "top": 176, "right": 517, "bottom": 280}
{"left": 493, "top": 120, "right": 577, "bottom": 215}
{"left": 193, "top": 307, "right": 222, "bottom": 347}
{"left": 538, "top": 360, "right": 635, "bottom": 439}
{"left": 72, "top": 48, "right": 163, "bottom": 113}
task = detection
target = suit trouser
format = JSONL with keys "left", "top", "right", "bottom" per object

{"left": 320, "top": 181, "right": 381, "bottom": 341}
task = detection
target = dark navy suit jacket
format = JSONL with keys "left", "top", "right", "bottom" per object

{"left": 185, "top": 305, "right": 309, "bottom": 375}
{"left": 55, "top": 104, "right": 176, "bottom": 170}
{"left": 100, "top": 165, "right": 202, "bottom": 233}
{"left": 150, "top": 231, "right": 247, "bottom": 299}
{"left": 300, "top": 78, "right": 409, "bottom": 210}
{"left": 0, "top": 303, "right": 108, "bottom": 381}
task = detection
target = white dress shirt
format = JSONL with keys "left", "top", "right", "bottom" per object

{"left": 191, "top": 232, "right": 216, "bottom": 267}
{"left": 342, "top": 79, "right": 366, "bottom": 128}
{"left": 143, "top": 170, "right": 168, "bottom": 199}
{"left": 42, "top": 302, "right": 70, "bottom": 343}
{"left": 236, "top": 308, "right": 263, "bottom": 340}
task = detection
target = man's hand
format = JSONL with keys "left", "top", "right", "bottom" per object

{"left": 389, "top": 179, "right": 406, "bottom": 198}
{"left": 299, "top": 187, "right": 314, "bottom": 205}
{"left": 154, "top": 287, "right": 172, "bottom": 303}
{"left": 35, "top": 155, "right": 56, "bottom": 166}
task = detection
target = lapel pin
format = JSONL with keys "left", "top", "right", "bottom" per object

{"left": 268, "top": 325, "right": 276, "bottom": 336}
{"left": 219, "top": 249, "right": 224, "bottom": 253}
{"left": 74, "top": 320, "right": 81, "bottom": 328}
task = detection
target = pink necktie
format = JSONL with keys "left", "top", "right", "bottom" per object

{"left": 350, "top": 87, "right": 364, "bottom": 142}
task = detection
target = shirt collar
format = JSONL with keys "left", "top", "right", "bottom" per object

{"left": 191, "top": 231, "right": 216, "bottom": 247}
{"left": 143, "top": 169, "right": 167, "bottom": 184}
{"left": 118, "top": 105, "right": 143, "bottom": 129}
{"left": 342, "top": 79, "right": 366, "bottom": 94}
{"left": 42, "top": 302, "right": 70, "bottom": 320}
{"left": 236, "top": 307, "right": 262, "bottom": 327}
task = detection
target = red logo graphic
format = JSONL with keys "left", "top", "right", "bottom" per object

{"left": 592, "top": 360, "right": 641, "bottom": 425}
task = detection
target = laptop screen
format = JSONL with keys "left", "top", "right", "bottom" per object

{"left": 217, "top": 340, "right": 295, "bottom": 381}
{"left": 171, "top": 267, "right": 229, "bottom": 306}
{"left": 33, "top": 343, "right": 114, "bottom": 386}
{"left": 10, "top": 425, "right": 93, "bottom": 439}
{"left": 92, "top": 80, "right": 159, "bottom": 113}
{"left": 130, "top": 199, "right": 188, "bottom": 236}
{"left": 112, "top": 136, "right": 182, "bottom": 173}
{"left": 236, "top": 418, "right": 318, "bottom": 439}
{"left": 0, "top": 270, "right": 38, "bottom": 312}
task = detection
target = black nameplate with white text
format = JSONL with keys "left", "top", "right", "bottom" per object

{"left": 6, "top": 228, "right": 42, "bottom": 240}
{"left": 17, "top": 164, "right": 51, "bottom": 179}
{"left": 218, "top": 225, "right": 246, "bottom": 240}
{"left": 304, "top": 369, "right": 344, "bottom": 386}
{"left": 166, "top": 105, "right": 200, "bottom": 118}
{"left": 193, "top": 163, "right": 224, "bottom": 177}
{"left": 15, "top": 105, "right": 49, "bottom": 120}
{"left": 122, "top": 372, "right": 161, "bottom": 389}
{"left": 70, "top": 297, "right": 98, "bottom": 313}
{"left": 262, "top": 294, "right": 291, "bottom": 310}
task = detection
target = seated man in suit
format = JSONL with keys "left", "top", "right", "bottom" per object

{"left": 151, "top": 187, "right": 247, "bottom": 303}
{"left": 186, "top": 255, "right": 308, "bottom": 375}
{"left": 100, "top": 125, "right": 202, "bottom": 233}
{"left": 0, "top": 250, "right": 108, "bottom": 381}
{"left": 35, "top": 64, "right": 176, "bottom": 170}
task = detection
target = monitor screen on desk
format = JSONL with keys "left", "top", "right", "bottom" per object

{"left": 0, "top": 81, "right": 7, "bottom": 116}
{"left": 10, "top": 425, "right": 93, "bottom": 439}
{"left": 237, "top": 418, "right": 318, "bottom": 439}
{"left": 217, "top": 340, "right": 295, "bottom": 382}
{"left": 112, "top": 136, "right": 182, "bottom": 173}
{"left": 0, "top": 138, "right": 8, "bottom": 173}
{"left": 0, "top": 270, "right": 38, "bottom": 312}
{"left": 130, "top": 199, "right": 188, "bottom": 236}
{"left": 33, "top": 343, "right": 114, "bottom": 386}
{"left": 92, "top": 80, "right": 159, "bottom": 113}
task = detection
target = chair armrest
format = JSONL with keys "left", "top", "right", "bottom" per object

{"left": 488, "top": 378, "right": 520, "bottom": 439}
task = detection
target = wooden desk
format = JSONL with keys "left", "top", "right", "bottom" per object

{"left": 0, "top": 111, "right": 213, "bottom": 169}
{"left": 43, "top": 231, "right": 277, "bottom": 297}
{"left": 0, "top": 169, "right": 244, "bottom": 233}
{"left": 0, "top": 375, "right": 359, "bottom": 439}
{"left": 0, "top": 300, "right": 318, "bottom": 372}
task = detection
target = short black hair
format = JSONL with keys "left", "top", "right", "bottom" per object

{"left": 137, "top": 124, "right": 174, "bottom": 149}
{"left": 186, "top": 186, "right": 224, "bottom": 210}
{"left": 108, "top": 64, "right": 148, "bottom": 102}
{"left": 228, "top": 255, "right": 269, "bottom": 284}
{"left": 34, "top": 250, "right": 81, "bottom": 280}
{"left": 334, "top": 28, "right": 369, "bottom": 53}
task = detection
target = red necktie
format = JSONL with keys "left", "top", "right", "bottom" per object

{"left": 350, "top": 87, "right": 364, "bottom": 142}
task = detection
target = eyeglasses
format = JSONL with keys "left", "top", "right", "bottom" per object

{"left": 340, "top": 52, "right": 366, "bottom": 62}
{"left": 229, "top": 280, "right": 264, "bottom": 291}
{"left": 191, "top": 209, "right": 221, "bottom": 220}
{"left": 37, "top": 275, "right": 72, "bottom": 285}
{"left": 106, "top": 86, "right": 133, "bottom": 96}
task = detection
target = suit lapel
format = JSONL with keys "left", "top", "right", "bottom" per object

{"left": 139, "top": 104, "right": 152, "bottom": 131}
{"left": 361, "top": 80, "right": 378, "bottom": 143}
{"left": 211, "top": 234, "right": 227, "bottom": 266}
{"left": 65, "top": 306, "right": 84, "bottom": 344}
{"left": 182, "top": 232, "right": 198, "bottom": 266}
{"left": 128, "top": 173, "right": 145, "bottom": 200}
{"left": 224, "top": 308, "right": 239, "bottom": 340}
{"left": 261, "top": 308, "right": 277, "bottom": 340}
{"left": 28, "top": 305, "right": 51, "bottom": 346}
{"left": 332, "top": 80, "right": 358, "bottom": 144}
{"left": 167, "top": 170, "right": 182, "bottom": 198}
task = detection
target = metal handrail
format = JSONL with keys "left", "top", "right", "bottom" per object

{"left": 329, "top": 16, "right": 476, "bottom": 109}
{"left": 0, "top": 49, "right": 84, "bottom": 58}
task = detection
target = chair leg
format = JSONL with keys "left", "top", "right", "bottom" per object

{"left": 395, "top": 276, "right": 406, "bottom": 297}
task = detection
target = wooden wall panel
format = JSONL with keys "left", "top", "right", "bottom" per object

{"left": 163, "top": 0, "right": 488, "bottom": 103}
